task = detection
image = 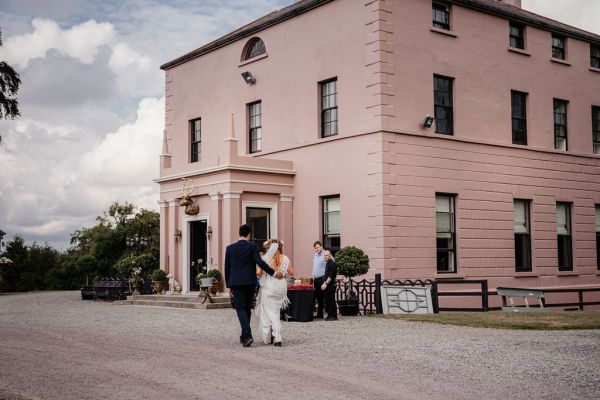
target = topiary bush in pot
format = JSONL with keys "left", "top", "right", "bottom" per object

{"left": 151, "top": 268, "right": 167, "bottom": 294}
{"left": 334, "top": 246, "right": 369, "bottom": 316}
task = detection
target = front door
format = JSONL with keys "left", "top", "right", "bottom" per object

{"left": 189, "top": 220, "right": 207, "bottom": 291}
{"left": 246, "top": 207, "right": 270, "bottom": 252}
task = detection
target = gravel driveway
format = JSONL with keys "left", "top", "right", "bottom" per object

{"left": 1, "top": 291, "right": 599, "bottom": 400}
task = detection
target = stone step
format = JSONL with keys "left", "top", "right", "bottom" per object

{"left": 131, "top": 294, "right": 231, "bottom": 304}
{"left": 116, "top": 294, "right": 232, "bottom": 310}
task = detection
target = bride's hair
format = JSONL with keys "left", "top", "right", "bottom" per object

{"left": 270, "top": 239, "right": 284, "bottom": 267}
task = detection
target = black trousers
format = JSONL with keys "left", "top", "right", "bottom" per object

{"left": 313, "top": 277, "right": 325, "bottom": 316}
{"left": 231, "top": 285, "right": 255, "bottom": 340}
{"left": 324, "top": 282, "right": 337, "bottom": 318}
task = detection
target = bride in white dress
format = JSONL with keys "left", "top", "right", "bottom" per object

{"left": 256, "top": 239, "right": 294, "bottom": 347}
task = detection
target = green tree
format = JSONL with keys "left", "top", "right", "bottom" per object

{"left": 0, "top": 237, "right": 61, "bottom": 291}
{"left": 0, "top": 236, "right": 27, "bottom": 292}
{"left": 0, "top": 27, "right": 22, "bottom": 144}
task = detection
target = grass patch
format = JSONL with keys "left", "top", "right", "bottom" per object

{"left": 378, "top": 311, "right": 600, "bottom": 330}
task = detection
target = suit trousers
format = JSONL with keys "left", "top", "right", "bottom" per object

{"left": 324, "top": 282, "right": 337, "bottom": 318}
{"left": 313, "top": 277, "right": 325, "bottom": 317}
{"left": 231, "top": 285, "right": 255, "bottom": 340}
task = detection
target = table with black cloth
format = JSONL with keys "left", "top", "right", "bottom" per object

{"left": 285, "top": 287, "right": 314, "bottom": 322}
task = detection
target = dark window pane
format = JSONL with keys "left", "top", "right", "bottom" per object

{"left": 432, "top": 3, "right": 450, "bottom": 30}
{"left": 436, "top": 194, "right": 456, "bottom": 273}
{"left": 515, "top": 234, "right": 532, "bottom": 272}
{"left": 509, "top": 23, "right": 524, "bottom": 49}
{"left": 190, "top": 118, "right": 201, "bottom": 163}
{"left": 247, "top": 208, "right": 269, "bottom": 249}
{"left": 322, "top": 196, "right": 340, "bottom": 252}
{"left": 511, "top": 91, "right": 527, "bottom": 145}
{"left": 248, "top": 102, "right": 262, "bottom": 153}
{"left": 321, "top": 79, "right": 338, "bottom": 138}
{"left": 593, "top": 106, "right": 600, "bottom": 154}
{"left": 245, "top": 38, "right": 266, "bottom": 60}
{"left": 552, "top": 35, "right": 565, "bottom": 60}
{"left": 434, "top": 76, "right": 453, "bottom": 135}
{"left": 554, "top": 100, "right": 568, "bottom": 150}
{"left": 557, "top": 235, "right": 573, "bottom": 271}
{"left": 591, "top": 45, "right": 600, "bottom": 68}
{"left": 597, "top": 233, "right": 600, "bottom": 270}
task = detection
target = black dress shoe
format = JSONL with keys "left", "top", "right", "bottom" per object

{"left": 242, "top": 337, "right": 254, "bottom": 347}
{"left": 325, "top": 316, "right": 338, "bottom": 321}
{"left": 273, "top": 342, "right": 282, "bottom": 347}
{"left": 314, "top": 314, "right": 324, "bottom": 319}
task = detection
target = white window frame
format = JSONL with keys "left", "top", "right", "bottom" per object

{"left": 241, "top": 201, "right": 278, "bottom": 241}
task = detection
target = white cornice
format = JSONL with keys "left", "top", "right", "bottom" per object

{"left": 154, "top": 164, "right": 296, "bottom": 183}
{"left": 222, "top": 190, "right": 243, "bottom": 199}
{"left": 209, "top": 192, "right": 222, "bottom": 200}
{"left": 279, "top": 194, "right": 294, "bottom": 202}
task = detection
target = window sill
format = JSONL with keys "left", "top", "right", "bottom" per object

{"left": 507, "top": 47, "right": 530, "bottom": 56}
{"left": 434, "top": 273, "right": 465, "bottom": 280}
{"left": 550, "top": 57, "right": 571, "bottom": 66}
{"left": 514, "top": 272, "right": 540, "bottom": 277}
{"left": 430, "top": 27, "right": 457, "bottom": 38}
{"left": 589, "top": 67, "right": 600, "bottom": 73}
{"left": 238, "top": 53, "right": 268, "bottom": 67}
{"left": 556, "top": 271, "right": 578, "bottom": 276}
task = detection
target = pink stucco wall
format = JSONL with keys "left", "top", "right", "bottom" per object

{"left": 158, "top": 0, "right": 600, "bottom": 293}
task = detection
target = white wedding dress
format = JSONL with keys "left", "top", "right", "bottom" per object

{"left": 256, "top": 242, "right": 290, "bottom": 344}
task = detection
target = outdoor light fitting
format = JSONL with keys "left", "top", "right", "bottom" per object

{"left": 206, "top": 225, "right": 213, "bottom": 240}
{"left": 422, "top": 115, "right": 434, "bottom": 129}
{"left": 174, "top": 229, "right": 182, "bottom": 240}
{"left": 241, "top": 71, "right": 256, "bottom": 85}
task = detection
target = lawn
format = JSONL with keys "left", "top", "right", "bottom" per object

{"left": 380, "top": 311, "right": 600, "bottom": 330}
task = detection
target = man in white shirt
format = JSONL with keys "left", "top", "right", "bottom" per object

{"left": 311, "top": 240, "right": 326, "bottom": 319}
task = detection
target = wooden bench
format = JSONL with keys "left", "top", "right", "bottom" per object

{"left": 496, "top": 287, "right": 546, "bottom": 312}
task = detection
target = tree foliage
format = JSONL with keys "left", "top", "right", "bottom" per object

{"left": 334, "top": 246, "right": 370, "bottom": 279}
{"left": 0, "top": 202, "right": 160, "bottom": 292}
{"left": 0, "top": 27, "right": 22, "bottom": 144}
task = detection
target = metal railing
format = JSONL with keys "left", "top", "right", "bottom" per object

{"left": 334, "top": 274, "right": 600, "bottom": 315}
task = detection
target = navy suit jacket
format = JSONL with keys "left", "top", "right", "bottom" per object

{"left": 225, "top": 239, "right": 276, "bottom": 288}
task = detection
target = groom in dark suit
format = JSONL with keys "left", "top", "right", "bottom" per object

{"left": 225, "top": 224, "right": 283, "bottom": 347}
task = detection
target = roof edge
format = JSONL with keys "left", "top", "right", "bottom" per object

{"left": 160, "top": 0, "right": 334, "bottom": 70}
{"left": 451, "top": 0, "right": 600, "bottom": 44}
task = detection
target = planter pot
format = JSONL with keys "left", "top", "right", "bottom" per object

{"left": 152, "top": 280, "right": 166, "bottom": 294}
{"left": 337, "top": 298, "right": 360, "bottom": 316}
{"left": 209, "top": 280, "right": 220, "bottom": 295}
{"left": 199, "top": 277, "right": 214, "bottom": 287}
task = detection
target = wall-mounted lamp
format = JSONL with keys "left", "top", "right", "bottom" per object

{"left": 241, "top": 71, "right": 256, "bottom": 85}
{"left": 206, "top": 225, "right": 213, "bottom": 240}
{"left": 174, "top": 229, "right": 182, "bottom": 240}
{"left": 422, "top": 115, "right": 435, "bottom": 129}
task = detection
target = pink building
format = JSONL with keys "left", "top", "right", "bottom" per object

{"left": 157, "top": 0, "right": 600, "bottom": 294}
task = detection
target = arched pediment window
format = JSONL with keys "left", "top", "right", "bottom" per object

{"left": 242, "top": 37, "right": 266, "bottom": 61}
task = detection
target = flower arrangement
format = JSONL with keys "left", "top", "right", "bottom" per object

{"left": 129, "top": 266, "right": 143, "bottom": 286}
{"left": 192, "top": 258, "right": 207, "bottom": 283}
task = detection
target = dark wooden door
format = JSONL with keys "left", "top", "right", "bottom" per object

{"left": 189, "top": 220, "right": 207, "bottom": 291}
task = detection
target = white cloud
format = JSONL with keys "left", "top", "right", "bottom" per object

{"left": 522, "top": 0, "right": 600, "bottom": 35}
{"left": 108, "top": 42, "right": 157, "bottom": 96}
{"left": 79, "top": 97, "right": 164, "bottom": 187}
{"left": 0, "top": 98, "right": 163, "bottom": 249}
{"left": 2, "top": 18, "right": 116, "bottom": 68}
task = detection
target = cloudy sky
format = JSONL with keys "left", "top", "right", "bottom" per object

{"left": 0, "top": 0, "right": 598, "bottom": 250}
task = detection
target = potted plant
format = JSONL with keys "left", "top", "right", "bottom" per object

{"left": 129, "top": 266, "right": 143, "bottom": 295}
{"left": 195, "top": 273, "right": 214, "bottom": 288}
{"left": 335, "top": 246, "right": 369, "bottom": 316}
{"left": 206, "top": 268, "right": 222, "bottom": 295}
{"left": 151, "top": 268, "right": 167, "bottom": 294}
